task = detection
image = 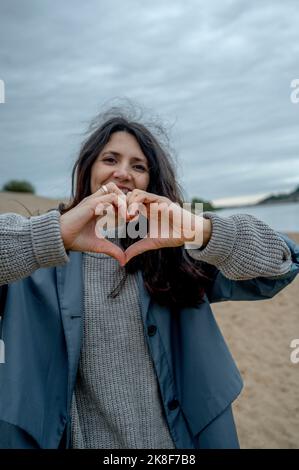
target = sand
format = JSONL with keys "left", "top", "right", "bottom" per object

{"left": 213, "top": 233, "right": 299, "bottom": 449}
{"left": 0, "top": 191, "right": 298, "bottom": 448}
{"left": 212, "top": 233, "right": 299, "bottom": 449}
{"left": 0, "top": 191, "right": 68, "bottom": 216}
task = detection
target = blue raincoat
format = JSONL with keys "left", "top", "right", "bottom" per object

{"left": 0, "top": 233, "right": 298, "bottom": 449}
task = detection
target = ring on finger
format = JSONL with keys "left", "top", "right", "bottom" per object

{"left": 99, "top": 184, "right": 109, "bottom": 194}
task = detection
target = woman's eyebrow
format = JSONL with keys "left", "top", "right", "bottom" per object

{"left": 130, "top": 156, "right": 148, "bottom": 164}
{"left": 102, "top": 150, "right": 120, "bottom": 157}
{"left": 102, "top": 150, "right": 148, "bottom": 164}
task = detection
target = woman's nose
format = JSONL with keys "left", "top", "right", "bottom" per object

{"left": 113, "top": 166, "right": 132, "bottom": 179}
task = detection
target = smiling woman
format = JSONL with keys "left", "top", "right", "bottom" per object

{"left": 58, "top": 111, "right": 215, "bottom": 310}
{"left": 90, "top": 132, "right": 150, "bottom": 194}
{"left": 0, "top": 106, "right": 298, "bottom": 451}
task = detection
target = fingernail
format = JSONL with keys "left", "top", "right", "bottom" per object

{"left": 127, "top": 208, "right": 136, "bottom": 216}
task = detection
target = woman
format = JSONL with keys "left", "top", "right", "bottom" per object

{"left": 0, "top": 110, "right": 298, "bottom": 449}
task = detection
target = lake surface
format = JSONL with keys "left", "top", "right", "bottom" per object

{"left": 215, "top": 201, "right": 299, "bottom": 233}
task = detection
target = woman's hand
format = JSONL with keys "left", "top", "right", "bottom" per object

{"left": 60, "top": 183, "right": 127, "bottom": 265}
{"left": 60, "top": 186, "right": 212, "bottom": 266}
{"left": 123, "top": 189, "right": 212, "bottom": 263}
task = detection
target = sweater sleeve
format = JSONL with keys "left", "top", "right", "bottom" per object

{"left": 0, "top": 210, "right": 69, "bottom": 286}
{"left": 185, "top": 211, "right": 292, "bottom": 280}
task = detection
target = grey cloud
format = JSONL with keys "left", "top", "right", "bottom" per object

{"left": 0, "top": 0, "right": 298, "bottom": 201}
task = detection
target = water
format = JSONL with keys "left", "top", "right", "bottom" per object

{"left": 214, "top": 201, "right": 299, "bottom": 233}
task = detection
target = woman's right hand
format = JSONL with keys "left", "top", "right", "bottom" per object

{"left": 60, "top": 183, "right": 127, "bottom": 265}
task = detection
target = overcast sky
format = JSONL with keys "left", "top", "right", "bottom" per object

{"left": 0, "top": 0, "right": 298, "bottom": 206}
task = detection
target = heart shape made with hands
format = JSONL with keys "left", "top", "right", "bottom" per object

{"left": 94, "top": 198, "right": 190, "bottom": 266}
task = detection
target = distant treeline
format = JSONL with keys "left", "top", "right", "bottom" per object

{"left": 257, "top": 184, "right": 299, "bottom": 205}
{"left": 191, "top": 198, "right": 218, "bottom": 212}
{"left": 1, "top": 180, "right": 36, "bottom": 193}
{"left": 191, "top": 183, "right": 299, "bottom": 212}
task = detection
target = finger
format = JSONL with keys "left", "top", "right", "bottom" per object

{"left": 127, "top": 201, "right": 147, "bottom": 219}
{"left": 126, "top": 191, "right": 158, "bottom": 217}
{"left": 126, "top": 190, "right": 148, "bottom": 205}
{"left": 104, "top": 192, "right": 127, "bottom": 220}
{"left": 101, "top": 240, "right": 126, "bottom": 267}
{"left": 126, "top": 189, "right": 168, "bottom": 205}
{"left": 94, "top": 202, "right": 113, "bottom": 217}
{"left": 82, "top": 194, "right": 121, "bottom": 210}
{"left": 77, "top": 184, "right": 126, "bottom": 208}
{"left": 106, "top": 182, "right": 127, "bottom": 197}
{"left": 95, "top": 182, "right": 125, "bottom": 196}
{"left": 94, "top": 194, "right": 127, "bottom": 220}
{"left": 124, "top": 239, "right": 154, "bottom": 264}
{"left": 127, "top": 197, "right": 168, "bottom": 221}
{"left": 126, "top": 195, "right": 165, "bottom": 218}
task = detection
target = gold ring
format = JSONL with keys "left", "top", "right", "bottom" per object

{"left": 99, "top": 184, "right": 109, "bottom": 194}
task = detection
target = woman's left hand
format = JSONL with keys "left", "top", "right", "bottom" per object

{"left": 124, "top": 189, "right": 211, "bottom": 263}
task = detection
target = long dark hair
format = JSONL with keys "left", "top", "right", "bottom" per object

{"left": 58, "top": 109, "right": 215, "bottom": 309}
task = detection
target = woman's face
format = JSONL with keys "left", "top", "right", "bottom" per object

{"left": 90, "top": 131, "right": 150, "bottom": 195}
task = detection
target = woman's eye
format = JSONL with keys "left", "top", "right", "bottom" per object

{"left": 134, "top": 165, "right": 147, "bottom": 172}
{"left": 102, "top": 158, "right": 147, "bottom": 171}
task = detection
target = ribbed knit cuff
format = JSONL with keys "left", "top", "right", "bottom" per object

{"left": 30, "top": 210, "right": 69, "bottom": 267}
{"left": 186, "top": 211, "right": 292, "bottom": 280}
{"left": 186, "top": 211, "right": 238, "bottom": 265}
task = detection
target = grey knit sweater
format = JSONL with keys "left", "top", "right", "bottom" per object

{"left": 0, "top": 210, "right": 292, "bottom": 449}
{"left": 70, "top": 247, "right": 176, "bottom": 448}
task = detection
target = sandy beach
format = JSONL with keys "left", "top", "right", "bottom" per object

{"left": 1, "top": 191, "right": 298, "bottom": 448}
{"left": 213, "top": 233, "right": 299, "bottom": 449}
{"left": 0, "top": 190, "right": 69, "bottom": 216}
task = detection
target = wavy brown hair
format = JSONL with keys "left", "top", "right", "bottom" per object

{"left": 58, "top": 109, "right": 216, "bottom": 309}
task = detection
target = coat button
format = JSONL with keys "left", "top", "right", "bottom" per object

{"left": 147, "top": 325, "right": 157, "bottom": 337}
{"left": 168, "top": 399, "right": 179, "bottom": 411}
